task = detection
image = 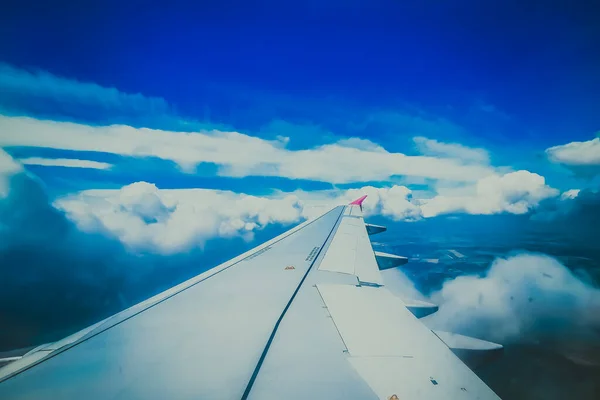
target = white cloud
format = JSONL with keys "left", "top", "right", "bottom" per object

{"left": 54, "top": 182, "right": 426, "bottom": 254}
{"left": 561, "top": 189, "right": 580, "bottom": 200}
{"left": 426, "top": 253, "right": 600, "bottom": 347}
{"left": 413, "top": 136, "right": 490, "bottom": 164}
{"left": 334, "top": 137, "right": 386, "bottom": 152}
{"left": 20, "top": 157, "right": 112, "bottom": 170}
{"left": 0, "top": 149, "right": 23, "bottom": 198}
{"left": 1, "top": 145, "right": 561, "bottom": 254}
{"left": 546, "top": 137, "right": 600, "bottom": 166}
{"left": 338, "top": 185, "right": 422, "bottom": 221}
{"left": 0, "top": 115, "right": 496, "bottom": 183}
{"left": 55, "top": 182, "right": 308, "bottom": 254}
{"left": 54, "top": 173, "right": 562, "bottom": 254}
{"left": 275, "top": 185, "right": 422, "bottom": 221}
{"left": 0, "top": 62, "right": 170, "bottom": 117}
{"left": 420, "top": 170, "right": 559, "bottom": 217}
{"left": 1, "top": 146, "right": 560, "bottom": 254}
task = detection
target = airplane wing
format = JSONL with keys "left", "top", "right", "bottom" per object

{"left": 0, "top": 196, "right": 502, "bottom": 399}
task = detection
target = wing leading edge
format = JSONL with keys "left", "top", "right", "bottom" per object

{"left": 0, "top": 197, "right": 501, "bottom": 399}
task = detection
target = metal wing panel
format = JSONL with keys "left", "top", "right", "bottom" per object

{"left": 247, "top": 203, "right": 500, "bottom": 400}
{"left": 317, "top": 284, "right": 500, "bottom": 399}
{"left": 0, "top": 207, "right": 345, "bottom": 400}
{"left": 318, "top": 205, "right": 383, "bottom": 285}
{"left": 247, "top": 256, "right": 377, "bottom": 400}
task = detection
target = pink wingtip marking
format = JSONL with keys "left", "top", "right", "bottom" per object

{"left": 349, "top": 195, "right": 368, "bottom": 206}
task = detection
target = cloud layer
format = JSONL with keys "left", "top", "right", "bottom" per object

{"left": 19, "top": 157, "right": 112, "bottom": 170}
{"left": 426, "top": 253, "right": 600, "bottom": 355}
{"left": 420, "top": 170, "right": 558, "bottom": 217}
{"left": 0, "top": 150, "right": 288, "bottom": 350}
{"left": 0, "top": 115, "right": 496, "bottom": 183}
{"left": 0, "top": 149, "right": 22, "bottom": 198}
{"left": 52, "top": 173, "right": 561, "bottom": 254}
{"left": 56, "top": 182, "right": 307, "bottom": 254}
{"left": 413, "top": 136, "right": 490, "bottom": 164}
{"left": 0, "top": 149, "right": 595, "bottom": 361}
{"left": 53, "top": 182, "right": 427, "bottom": 254}
{"left": 0, "top": 151, "right": 125, "bottom": 349}
{"left": 546, "top": 137, "right": 600, "bottom": 166}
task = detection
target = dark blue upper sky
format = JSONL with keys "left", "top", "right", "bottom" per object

{"left": 0, "top": 0, "right": 599, "bottom": 196}
{"left": 2, "top": 0, "right": 599, "bottom": 141}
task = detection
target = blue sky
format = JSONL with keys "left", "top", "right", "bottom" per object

{"left": 0, "top": 0, "right": 598, "bottom": 250}
{"left": 1, "top": 0, "right": 600, "bottom": 358}
{"left": 1, "top": 5, "right": 600, "bottom": 398}
{"left": 2, "top": 0, "right": 598, "bottom": 133}
{"left": 1, "top": 0, "right": 599, "bottom": 199}
{"left": 0, "top": 0, "right": 598, "bottom": 257}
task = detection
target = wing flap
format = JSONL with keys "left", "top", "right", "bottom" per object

{"left": 317, "top": 284, "right": 500, "bottom": 400}
{"left": 374, "top": 251, "right": 409, "bottom": 270}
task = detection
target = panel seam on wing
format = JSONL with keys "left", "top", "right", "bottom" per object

{"left": 240, "top": 206, "right": 346, "bottom": 400}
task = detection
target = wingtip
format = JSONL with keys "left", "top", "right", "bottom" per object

{"left": 349, "top": 194, "right": 368, "bottom": 206}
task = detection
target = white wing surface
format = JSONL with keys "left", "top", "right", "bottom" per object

{"left": 0, "top": 197, "right": 501, "bottom": 399}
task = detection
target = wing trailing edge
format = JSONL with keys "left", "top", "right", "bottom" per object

{"left": 374, "top": 251, "right": 408, "bottom": 270}
{"left": 365, "top": 223, "right": 387, "bottom": 235}
{"left": 433, "top": 331, "right": 503, "bottom": 369}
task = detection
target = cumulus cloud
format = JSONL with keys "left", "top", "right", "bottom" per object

{"left": 0, "top": 149, "right": 22, "bottom": 198}
{"left": 426, "top": 254, "right": 600, "bottom": 357}
{"left": 55, "top": 182, "right": 308, "bottom": 254}
{"left": 19, "top": 157, "right": 112, "bottom": 170}
{"left": 0, "top": 149, "right": 594, "bottom": 359}
{"left": 51, "top": 182, "right": 429, "bottom": 254}
{"left": 338, "top": 185, "right": 423, "bottom": 221}
{"left": 0, "top": 151, "right": 130, "bottom": 349}
{"left": 0, "top": 115, "right": 496, "bottom": 183}
{"left": 334, "top": 137, "right": 386, "bottom": 152}
{"left": 413, "top": 136, "right": 490, "bottom": 164}
{"left": 529, "top": 188, "right": 600, "bottom": 248}
{"left": 0, "top": 151, "right": 300, "bottom": 350}
{"left": 297, "top": 176, "right": 559, "bottom": 224}
{"left": 420, "top": 170, "right": 559, "bottom": 217}
{"left": 546, "top": 137, "right": 600, "bottom": 166}
{"left": 560, "top": 189, "right": 580, "bottom": 200}
{"left": 53, "top": 175, "right": 564, "bottom": 255}
{"left": 288, "top": 185, "right": 423, "bottom": 221}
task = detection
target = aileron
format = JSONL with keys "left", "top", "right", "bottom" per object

{"left": 317, "top": 284, "right": 500, "bottom": 399}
